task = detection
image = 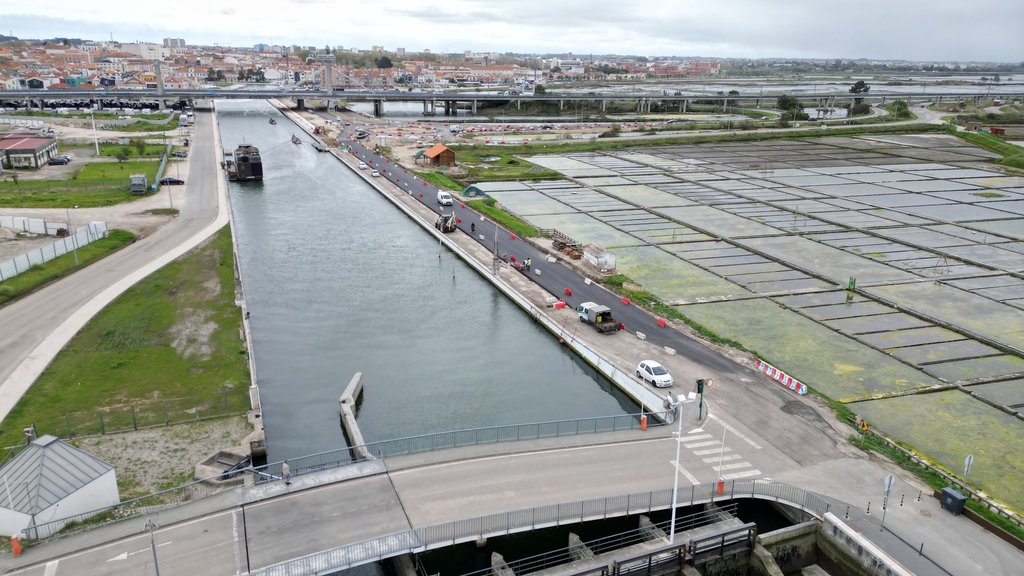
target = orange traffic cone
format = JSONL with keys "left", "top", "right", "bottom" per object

{"left": 11, "top": 535, "right": 22, "bottom": 557}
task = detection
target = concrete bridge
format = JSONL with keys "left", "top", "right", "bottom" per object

{"left": 2, "top": 88, "right": 1020, "bottom": 117}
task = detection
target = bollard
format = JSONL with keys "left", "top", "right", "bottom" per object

{"left": 916, "top": 490, "right": 921, "bottom": 502}
{"left": 716, "top": 480, "right": 726, "bottom": 495}
{"left": 866, "top": 501, "right": 871, "bottom": 515}
{"left": 845, "top": 505, "right": 850, "bottom": 519}
{"left": 900, "top": 494, "right": 905, "bottom": 507}
{"left": 640, "top": 415, "right": 648, "bottom": 431}
{"left": 919, "top": 543, "right": 924, "bottom": 556}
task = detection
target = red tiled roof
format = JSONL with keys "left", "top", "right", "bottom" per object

{"left": 0, "top": 134, "right": 55, "bottom": 151}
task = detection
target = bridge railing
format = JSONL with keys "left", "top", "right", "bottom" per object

{"left": 250, "top": 479, "right": 830, "bottom": 575}
{"left": 266, "top": 411, "right": 667, "bottom": 482}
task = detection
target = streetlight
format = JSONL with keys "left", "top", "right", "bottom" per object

{"left": 65, "top": 205, "right": 79, "bottom": 267}
{"left": 145, "top": 518, "right": 161, "bottom": 576}
{"left": 668, "top": 394, "right": 684, "bottom": 544}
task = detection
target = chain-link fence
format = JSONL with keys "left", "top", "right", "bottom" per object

{"left": 22, "top": 390, "right": 250, "bottom": 440}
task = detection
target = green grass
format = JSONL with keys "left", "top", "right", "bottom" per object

{"left": 0, "top": 226, "right": 250, "bottom": 447}
{"left": 98, "top": 144, "right": 168, "bottom": 157}
{"left": 466, "top": 199, "right": 540, "bottom": 238}
{"left": 0, "top": 160, "right": 162, "bottom": 207}
{"left": 4, "top": 110, "right": 175, "bottom": 121}
{"left": 450, "top": 123, "right": 947, "bottom": 158}
{"left": 949, "top": 128, "right": 1024, "bottom": 170}
{"left": 454, "top": 149, "right": 562, "bottom": 182}
{"left": 0, "top": 230, "right": 136, "bottom": 307}
{"left": 417, "top": 171, "right": 464, "bottom": 191}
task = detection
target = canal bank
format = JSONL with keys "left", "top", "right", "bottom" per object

{"left": 275, "top": 101, "right": 705, "bottom": 424}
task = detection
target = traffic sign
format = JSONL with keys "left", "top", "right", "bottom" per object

{"left": 884, "top": 474, "right": 895, "bottom": 496}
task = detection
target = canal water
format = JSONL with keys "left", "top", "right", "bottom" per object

{"left": 216, "top": 100, "right": 637, "bottom": 461}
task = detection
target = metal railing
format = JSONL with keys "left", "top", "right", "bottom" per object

{"left": 451, "top": 504, "right": 739, "bottom": 576}
{"left": 250, "top": 479, "right": 829, "bottom": 576}
{"left": 258, "top": 412, "right": 665, "bottom": 482}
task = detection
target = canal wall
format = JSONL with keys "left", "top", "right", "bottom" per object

{"left": 274, "top": 102, "right": 677, "bottom": 420}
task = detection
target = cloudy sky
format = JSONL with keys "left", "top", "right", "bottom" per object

{"left": 2, "top": 0, "right": 1022, "bottom": 62}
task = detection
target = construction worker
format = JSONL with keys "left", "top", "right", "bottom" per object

{"left": 525, "top": 258, "right": 532, "bottom": 270}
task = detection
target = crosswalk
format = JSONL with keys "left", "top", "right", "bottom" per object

{"left": 679, "top": 427, "right": 762, "bottom": 481}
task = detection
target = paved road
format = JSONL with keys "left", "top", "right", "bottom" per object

{"left": 0, "top": 110, "right": 227, "bottom": 422}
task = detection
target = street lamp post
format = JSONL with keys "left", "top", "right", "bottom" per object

{"left": 146, "top": 518, "right": 161, "bottom": 576}
{"left": 65, "top": 205, "right": 79, "bottom": 267}
{"left": 668, "top": 396, "right": 684, "bottom": 544}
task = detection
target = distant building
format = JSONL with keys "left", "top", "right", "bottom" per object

{"left": 0, "top": 134, "right": 59, "bottom": 169}
{"left": 163, "top": 38, "right": 186, "bottom": 48}
{"left": 0, "top": 435, "right": 118, "bottom": 538}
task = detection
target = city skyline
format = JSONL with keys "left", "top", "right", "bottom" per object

{"left": 2, "top": 0, "right": 1022, "bottom": 63}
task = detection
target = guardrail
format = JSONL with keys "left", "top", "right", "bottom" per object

{"left": 250, "top": 479, "right": 829, "bottom": 576}
{"left": 262, "top": 411, "right": 665, "bottom": 482}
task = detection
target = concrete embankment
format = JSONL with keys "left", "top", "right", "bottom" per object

{"left": 275, "top": 101, "right": 700, "bottom": 425}
{"left": 338, "top": 372, "right": 373, "bottom": 460}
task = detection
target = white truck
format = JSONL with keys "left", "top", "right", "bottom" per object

{"left": 576, "top": 302, "right": 620, "bottom": 334}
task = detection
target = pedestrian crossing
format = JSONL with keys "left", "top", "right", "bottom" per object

{"left": 681, "top": 426, "right": 761, "bottom": 482}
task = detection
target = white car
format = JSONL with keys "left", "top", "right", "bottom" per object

{"left": 637, "top": 360, "right": 673, "bottom": 388}
{"left": 371, "top": 170, "right": 380, "bottom": 177}
{"left": 358, "top": 162, "right": 368, "bottom": 169}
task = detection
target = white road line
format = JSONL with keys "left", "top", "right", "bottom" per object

{"left": 682, "top": 440, "right": 720, "bottom": 448}
{"left": 722, "top": 469, "right": 762, "bottom": 480}
{"left": 687, "top": 428, "right": 705, "bottom": 434}
{"left": 683, "top": 433, "right": 712, "bottom": 441}
{"left": 43, "top": 561, "right": 58, "bottom": 576}
{"left": 713, "top": 462, "right": 753, "bottom": 472}
{"left": 703, "top": 454, "right": 742, "bottom": 464}
{"left": 693, "top": 447, "right": 732, "bottom": 456}
{"left": 232, "top": 510, "right": 242, "bottom": 575}
{"left": 670, "top": 460, "right": 700, "bottom": 485}
{"left": 709, "top": 414, "right": 762, "bottom": 450}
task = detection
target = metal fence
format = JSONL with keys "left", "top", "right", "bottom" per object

{"left": 250, "top": 479, "right": 831, "bottom": 576}
{"left": 0, "top": 221, "right": 109, "bottom": 281}
{"left": 0, "top": 215, "right": 68, "bottom": 235}
{"left": 22, "top": 391, "right": 250, "bottom": 441}
{"left": 260, "top": 412, "right": 664, "bottom": 482}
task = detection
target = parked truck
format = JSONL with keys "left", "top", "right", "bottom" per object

{"left": 129, "top": 173, "right": 148, "bottom": 195}
{"left": 576, "top": 301, "right": 620, "bottom": 334}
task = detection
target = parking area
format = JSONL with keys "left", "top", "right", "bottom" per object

{"left": 474, "top": 133, "right": 1024, "bottom": 510}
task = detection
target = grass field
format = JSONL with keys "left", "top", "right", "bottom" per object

{"left": 0, "top": 225, "right": 250, "bottom": 448}
{"left": 0, "top": 160, "right": 162, "bottom": 207}
{"left": 98, "top": 144, "right": 169, "bottom": 157}
{"left": 0, "top": 230, "right": 136, "bottom": 306}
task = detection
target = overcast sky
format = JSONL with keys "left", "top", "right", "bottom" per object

{"left": 2, "top": 0, "right": 1022, "bottom": 63}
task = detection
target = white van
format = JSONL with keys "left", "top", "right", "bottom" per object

{"left": 437, "top": 191, "right": 453, "bottom": 206}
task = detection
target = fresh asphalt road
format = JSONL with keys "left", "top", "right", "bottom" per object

{"left": 342, "top": 134, "right": 739, "bottom": 380}
{"left": 0, "top": 110, "right": 225, "bottom": 423}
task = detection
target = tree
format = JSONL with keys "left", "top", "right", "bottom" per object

{"left": 116, "top": 148, "right": 130, "bottom": 162}
{"left": 728, "top": 90, "right": 740, "bottom": 96}
{"left": 130, "top": 138, "right": 146, "bottom": 157}
{"left": 993, "top": 74, "right": 1001, "bottom": 83}
{"left": 849, "top": 80, "right": 870, "bottom": 94}
{"left": 534, "top": 84, "right": 547, "bottom": 95}
{"left": 550, "top": 66, "right": 562, "bottom": 74}
{"left": 375, "top": 56, "right": 393, "bottom": 69}
{"left": 777, "top": 94, "right": 800, "bottom": 111}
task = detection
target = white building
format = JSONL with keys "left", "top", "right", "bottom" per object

{"left": 0, "top": 435, "right": 118, "bottom": 538}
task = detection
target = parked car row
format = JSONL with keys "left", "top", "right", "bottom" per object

{"left": 47, "top": 154, "right": 72, "bottom": 165}
{"left": 159, "top": 177, "right": 184, "bottom": 185}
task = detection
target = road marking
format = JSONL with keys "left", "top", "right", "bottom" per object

{"left": 686, "top": 428, "right": 705, "bottom": 434}
{"left": 713, "top": 462, "right": 753, "bottom": 472}
{"left": 722, "top": 469, "right": 762, "bottom": 480}
{"left": 693, "top": 447, "right": 732, "bottom": 456}
{"left": 43, "top": 561, "right": 58, "bottom": 576}
{"left": 107, "top": 542, "right": 173, "bottom": 562}
{"left": 232, "top": 510, "right": 242, "bottom": 575}
{"left": 703, "top": 454, "right": 742, "bottom": 464}
{"left": 709, "top": 414, "right": 762, "bottom": 450}
{"left": 682, "top": 433, "right": 712, "bottom": 441}
{"left": 682, "top": 440, "right": 719, "bottom": 448}
{"left": 670, "top": 460, "right": 700, "bottom": 485}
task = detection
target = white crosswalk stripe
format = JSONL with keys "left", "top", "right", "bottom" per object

{"left": 713, "top": 462, "right": 754, "bottom": 472}
{"left": 703, "top": 454, "right": 742, "bottom": 464}
{"left": 682, "top": 434, "right": 713, "bottom": 441}
{"left": 682, "top": 440, "right": 719, "bottom": 448}
{"left": 693, "top": 447, "right": 731, "bottom": 456}
{"left": 722, "top": 469, "right": 762, "bottom": 480}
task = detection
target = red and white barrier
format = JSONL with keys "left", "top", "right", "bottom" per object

{"left": 755, "top": 359, "right": 807, "bottom": 395}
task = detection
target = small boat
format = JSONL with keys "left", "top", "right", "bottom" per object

{"left": 291, "top": 134, "right": 301, "bottom": 144}
{"left": 227, "top": 145, "right": 263, "bottom": 181}
{"left": 269, "top": 118, "right": 277, "bottom": 125}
